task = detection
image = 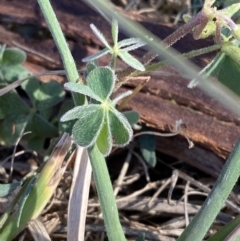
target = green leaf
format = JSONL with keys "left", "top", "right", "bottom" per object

{"left": 112, "top": 19, "right": 118, "bottom": 46}
{"left": 1, "top": 48, "right": 26, "bottom": 66}
{"left": 135, "top": 233, "right": 145, "bottom": 241}
{"left": 207, "top": 215, "right": 240, "bottom": 241}
{"left": 139, "top": 133, "right": 157, "bottom": 167}
{"left": 35, "top": 80, "right": 65, "bottom": 110}
{"left": 21, "top": 78, "right": 40, "bottom": 106}
{"left": 39, "top": 107, "right": 53, "bottom": 121}
{"left": 72, "top": 105, "right": 104, "bottom": 147}
{"left": 90, "top": 24, "right": 111, "bottom": 49}
{"left": 26, "top": 113, "right": 58, "bottom": 138}
{"left": 123, "top": 110, "right": 139, "bottom": 125}
{"left": 64, "top": 82, "right": 101, "bottom": 101}
{"left": 108, "top": 108, "right": 132, "bottom": 146}
{"left": 27, "top": 136, "right": 45, "bottom": 151}
{"left": 118, "top": 38, "right": 144, "bottom": 48}
{"left": 17, "top": 175, "right": 37, "bottom": 227}
{"left": 1, "top": 65, "right": 29, "bottom": 83}
{"left": 58, "top": 100, "right": 75, "bottom": 134}
{"left": 0, "top": 91, "right": 30, "bottom": 116}
{"left": 96, "top": 115, "right": 112, "bottom": 156}
{"left": 2, "top": 113, "right": 29, "bottom": 145}
{"left": 86, "top": 60, "right": 98, "bottom": 74}
{"left": 188, "top": 53, "right": 225, "bottom": 88}
{"left": 221, "top": 3, "right": 240, "bottom": 18}
{"left": 82, "top": 48, "right": 110, "bottom": 62}
{"left": 87, "top": 67, "right": 115, "bottom": 100}
{"left": 121, "top": 40, "right": 146, "bottom": 52}
{"left": 118, "top": 50, "right": 145, "bottom": 71}
{"left": 0, "top": 182, "right": 21, "bottom": 197}
{"left": 222, "top": 42, "right": 240, "bottom": 67}
{"left": 61, "top": 104, "right": 99, "bottom": 122}
{"left": 217, "top": 54, "right": 240, "bottom": 96}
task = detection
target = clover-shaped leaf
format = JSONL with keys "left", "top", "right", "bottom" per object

{"left": 61, "top": 67, "right": 133, "bottom": 156}
{"left": 82, "top": 21, "right": 145, "bottom": 71}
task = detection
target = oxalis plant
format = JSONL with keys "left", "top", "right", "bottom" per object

{"left": 1, "top": 0, "right": 240, "bottom": 241}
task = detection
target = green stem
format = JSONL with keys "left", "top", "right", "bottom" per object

{"left": 37, "top": 0, "right": 84, "bottom": 105}
{"left": 88, "top": 145, "right": 126, "bottom": 241}
{"left": 37, "top": 0, "right": 126, "bottom": 240}
{"left": 177, "top": 137, "right": 240, "bottom": 241}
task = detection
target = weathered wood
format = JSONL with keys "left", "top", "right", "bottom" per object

{"left": 0, "top": 0, "right": 239, "bottom": 173}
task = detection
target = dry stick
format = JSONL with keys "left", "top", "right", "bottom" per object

{"left": 116, "top": 181, "right": 163, "bottom": 203}
{"left": 118, "top": 76, "right": 150, "bottom": 111}
{"left": 184, "top": 181, "right": 190, "bottom": 227}
{"left": 148, "top": 178, "right": 171, "bottom": 206}
{"left": 177, "top": 171, "right": 240, "bottom": 213}
{"left": 157, "top": 158, "right": 240, "bottom": 214}
{"left": 167, "top": 170, "right": 179, "bottom": 205}
{"left": 9, "top": 130, "right": 31, "bottom": 178}
{"left": 12, "top": 41, "right": 58, "bottom": 64}
{"left": 114, "top": 151, "right": 133, "bottom": 196}
{"left": 132, "top": 151, "right": 150, "bottom": 182}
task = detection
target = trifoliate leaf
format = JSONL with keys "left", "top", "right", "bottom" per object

{"left": 87, "top": 67, "right": 115, "bottom": 100}
{"left": 108, "top": 108, "right": 133, "bottom": 146}
{"left": 64, "top": 82, "right": 101, "bottom": 101}
{"left": 96, "top": 115, "right": 112, "bottom": 156}
{"left": 72, "top": 105, "right": 104, "bottom": 147}
{"left": 90, "top": 24, "right": 111, "bottom": 49}
{"left": 118, "top": 50, "right": 145, "bottom": 71}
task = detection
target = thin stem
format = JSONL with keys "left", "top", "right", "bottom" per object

{"left": 177, "top": 137, "right": 240, "bottom": 241}
{"left": 37, "top": 1, "right": 126, "bottom": 240}
{"left": 88, "top": 145, "right": 126, "bottom": 241}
